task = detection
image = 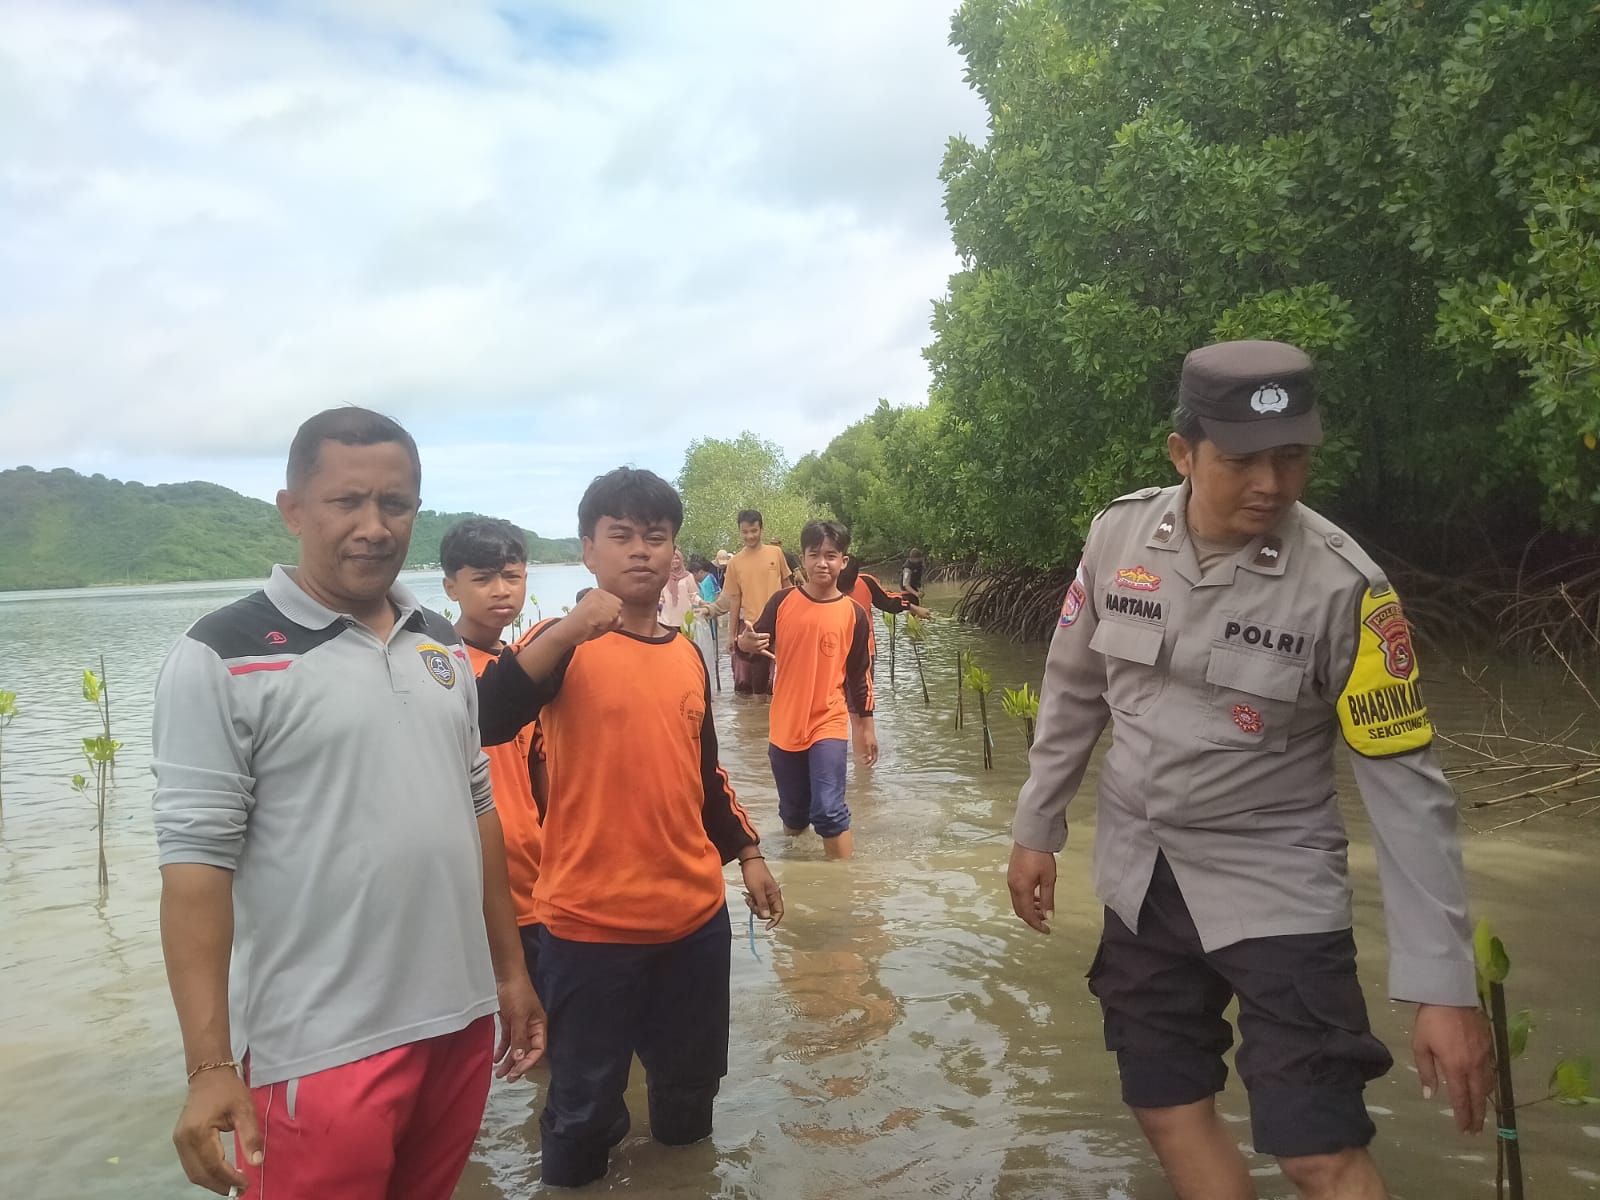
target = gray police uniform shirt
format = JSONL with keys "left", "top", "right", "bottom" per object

{"left": 152, "top": 566, "right": 500, "bottom": 1087}
{"left": 1014, "top": 483, "right": 1477, "bottom": 1007}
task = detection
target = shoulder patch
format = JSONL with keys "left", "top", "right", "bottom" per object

{"left": 1059, "top": 573, "right": 1087, "bottom": 627}
{"left": 1338, "top": 586, "right": 1433, "bottom": 758}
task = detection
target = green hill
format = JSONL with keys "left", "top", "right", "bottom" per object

{"left": 0, "top": 467, "right": 580, "bottom": 591}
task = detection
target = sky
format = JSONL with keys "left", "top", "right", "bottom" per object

{"left": 0, "top": 0, "right": 989, "bottom": 537}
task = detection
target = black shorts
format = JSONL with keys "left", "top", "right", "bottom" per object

{"left": 1088, "top": 853, "right": 1394, "bottom": 1158}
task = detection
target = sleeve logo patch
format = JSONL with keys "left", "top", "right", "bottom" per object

{"left": 1339, "top": 588, "right": 1432, "bottom": 757}
{"left": 1362, "top": 601, "right": 1415, "bottom": 680}
{"left": 1059, "top": 579, "right": 1087, "bottom": 627}
{"left": 417, "top": 642, "right": 457, "bottom": 689}
{"left": 1114, "top": 566, "right": 1161, "bottom": 592}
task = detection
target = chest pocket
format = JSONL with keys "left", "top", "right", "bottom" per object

{"left": 1090, "top": 620, "right": 1166, "bottom": 716}
{"left": 1201, "top": 645, "right": 1308, "bottom": 752}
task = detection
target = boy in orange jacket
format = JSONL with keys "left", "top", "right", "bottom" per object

{"left": 738, "top": 519, "right": 877, "bottom": 859}
{"left": 442, "top": 517, "right": 548, "bottom": 988}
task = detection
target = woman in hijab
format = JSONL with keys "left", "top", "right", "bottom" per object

{"left": 658, "top": 547, "right": 700, "bottom": 632}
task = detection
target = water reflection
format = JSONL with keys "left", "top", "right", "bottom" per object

{"left": 1, "top": 577, "right": 1598, "bottom": 1199}
{"left": 769, "top": 872, "right": 905, "bottom": 1144}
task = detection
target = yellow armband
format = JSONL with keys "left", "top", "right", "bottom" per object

{"left": 1337, "top": 586, "right": 1433, "bottom": 757}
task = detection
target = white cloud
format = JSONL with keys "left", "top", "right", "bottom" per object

{"left": 0, "top": 0, "right": 987, "bottom": 535}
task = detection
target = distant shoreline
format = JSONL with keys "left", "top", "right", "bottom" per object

{"left": 1, "top": 467, "right": 584, "bottom": 594}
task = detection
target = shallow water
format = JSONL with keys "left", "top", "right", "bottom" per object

{"left": 0, "top": 574, "right": 1596, "bottom": 1199}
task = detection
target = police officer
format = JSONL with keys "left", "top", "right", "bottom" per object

{"left": 1008, "top": 341, "right": 1492, "bottom": 1200}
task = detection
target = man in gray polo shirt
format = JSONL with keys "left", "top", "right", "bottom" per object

{"left": 1008, "top": 341, "right": 1493, "bottom": 1200}
{"left": 152, "top": 408, "right": 543, "bottom": 1198}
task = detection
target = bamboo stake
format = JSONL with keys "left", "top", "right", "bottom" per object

{"left": 710, "top": 616, "right": 721, "bottom": 692}
{"left": 1488, "top": 981, "right": 1524, "bottom": 1200}
{"left": 910, "top": 637, "right": 930, "bottom": 705}
{"left": 0, "top": 692, "right": 12, "bottom": 819}
{"left": 101, "top": 654, "right": 114, "bottom": 786}
{"left": 955, "top": 650, "right": 964, "bottom": 729}
{"left": 977, "top": 691, "right": 993, "bottom": 770}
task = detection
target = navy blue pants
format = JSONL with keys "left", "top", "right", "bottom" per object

{"left": 518, "top": 923, "right": 542, "bottom": 995}
{"left": 769, "top": 738, "right": 851, "bottom": 837}
{"left": 535, "top": 906, "right": 733, "bottom": 1187}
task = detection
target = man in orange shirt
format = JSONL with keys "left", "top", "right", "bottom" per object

{"left": 705, "top": 508, "right": 790, "bottom": 694}
{"left": 738, "top": 519, "right": 877, "bottom": 859}
{"left": 475, "top": 469, "right": 783, "bottom": 1188}
{"left": 442, "top": 517, "right": 547, "bottom": 990}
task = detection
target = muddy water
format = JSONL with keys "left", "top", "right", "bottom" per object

{"left": 1, "top": 575, "right": 1596, "bottom": 1199}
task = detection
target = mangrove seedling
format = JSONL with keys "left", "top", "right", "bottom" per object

{"left": 903, "top": 614, "right": 931, "bottom": 705}
{"left": 963, "top": 656, "right": 995, "bottom": 770}
{"left": 882, "top": 610, "right": 897, "bottom": 686}
{"left": 529, "top": 591, "right": 543, "bottom": 621}
{"left": 680, "top": 613, "right": 697, "bottom": 643}
{"left": 955, "top": 649, "right": 965, "bottom": 730}
{"left": 1475, "top": 918, "right": 1600, "bottom": 1200}
{"left": 442, "top": 606, "right": 455, "bottom": 622}
{"left": 1000, "top": 682, "right": 1040, "bottom": 749}
{"left": 81, "top": 735, "right": 121, "bottom": 891}
{"left": 511, "top": 612, "right": 525, "bottom": 638}
{"left": 0, "top": 688, "right": 15, "bottom": 816}
{"left": 708, "top": 612, "right": 722, "bottom": 692}
{"left": 83, "top": 658, "right": 115, "bottom": 777}
{"left": 81, "top": 664, "right": 122, "bottom": 891}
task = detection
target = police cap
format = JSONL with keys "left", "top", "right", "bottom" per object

{"left": 1178, "top": 339, "right": 1323, "bottom": 453}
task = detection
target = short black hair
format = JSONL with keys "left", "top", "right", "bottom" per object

{"left": 575, "top": 586, "right": 592, "bottom": 603}
{"left": 286, "top": 407, "right": 421, "bottom": 491}
{"left": 577, "top": 467, "right": 683, "bottom": 539}
{"left": 1171, "top": 402, "right": 1207, "bottom": 445}
{"left": 440, "top": 517, "right": 527, "bottom": 575}
{"left": 801, "top": 518, "right": 850, "bottom": 555}
{"left": 687, "top": 555, "right": 713, "bottom": 573}
{"left": 736, "top": 509, "right": 763, "bottom": 527}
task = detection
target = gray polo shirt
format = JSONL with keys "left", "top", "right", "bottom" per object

{"left": 152, "top": 566, "right": 498, "bottom": 1087}
{"left": 1015, "top": 484, "right": 1476, "bottom": 1007}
